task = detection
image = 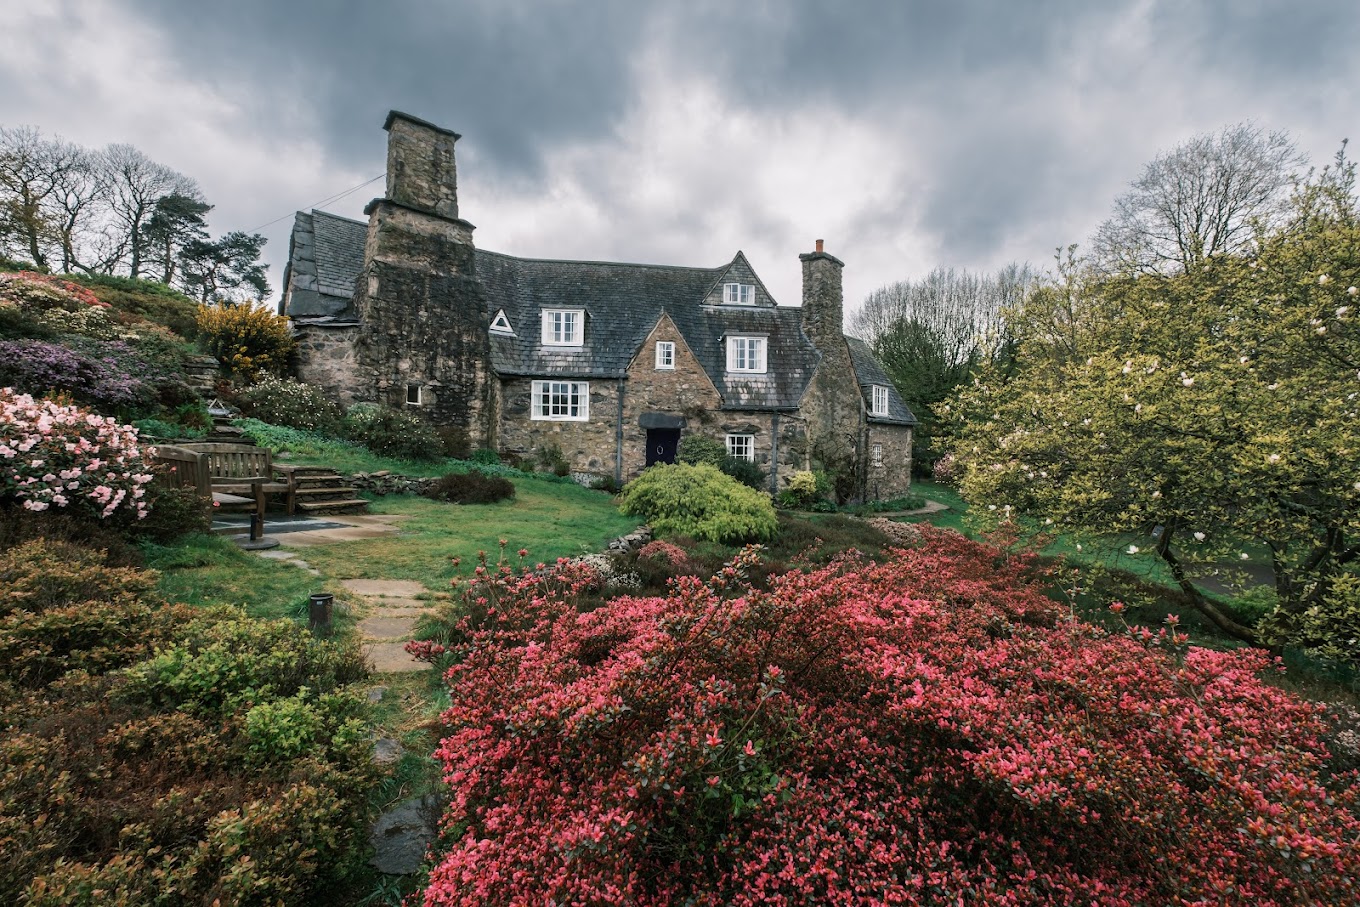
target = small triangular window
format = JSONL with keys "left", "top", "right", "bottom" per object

{"left": 490, "top": 309, "right": 515, "bottom": 335}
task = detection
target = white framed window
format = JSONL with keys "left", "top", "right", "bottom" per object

{"left": 726, "top": 335, "right": 767, "bottom": 373}
{"left": 723, "top": 282, "right": 755, "bottom": 304}
{"left": 406, "top": 384, "right": 422, "bottom": 406}
{"left": 541, "top": 309, "right": 583, "bottom": 346}
{"left": 726, "top": 434, "right": 755, "bottom": 462}
{"left": 871, "top": 385, "right": 889, "bottom": 416}
{"left": 872, "top": 443, "right": 883, "bottom": 468}
{"left": 531, "top": 380, "right": 589, "bottom": 421}
{"left": 655, "top": 341, "right": 676, "bottom": 370}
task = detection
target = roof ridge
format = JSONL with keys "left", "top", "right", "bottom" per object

{"left": 309, "top": 208, "right": 369, "bottom": 227}
{"left": 475, "top": 248, "right": 725, "bottom": 273}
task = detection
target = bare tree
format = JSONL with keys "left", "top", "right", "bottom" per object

{"left": 0, "top": 126, "right": 82, "bottom": 269}
{"left": 100, "top": 143, "right": 199, "bottom": 278}
{"left": 851, "top": 264, "right": 1036, "bottom": 473}
{"left": 1092, "top": 123, "right": 1303, "bottom": 276}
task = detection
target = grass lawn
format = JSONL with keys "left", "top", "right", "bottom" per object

{"left": 141, "top": 532, "right": 325, "bottom": 622}
{"left": 300, "top": 480, "right": 640, "bottom": 589}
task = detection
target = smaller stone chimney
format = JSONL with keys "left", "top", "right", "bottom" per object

{"left": 799, "top": 239, "right": 845, "bottom": 343}
{"left": 383, "top": 110, "right": 461, "bottom": 220}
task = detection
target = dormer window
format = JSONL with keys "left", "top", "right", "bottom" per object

{"left": 726, "top": 335, "right": 767, "bottom": 373}
{"left": 490, "top": 309, "right": 515, "bottom": 335}
{"left": 723, "top": 283, "right": 755, "bottom": 305}
{"left": 871, "top": 385, "right": 889, "bottom": 416}
{"left": 541, "top": 309, "right": 583, "bottom": 346}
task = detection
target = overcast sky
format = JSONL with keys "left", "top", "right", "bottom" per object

{"left": 3, "top": 0, "right": 1357, "bottom": 315}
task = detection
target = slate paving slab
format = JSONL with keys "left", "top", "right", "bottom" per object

{"left": 342, "top": 578, "right": 429, "bottom": 598}
{"left": 360, "top": 615, "right": 419, "bottom": 640}
{"left": 364, "top": 641, "right": 430, "bottom": 674}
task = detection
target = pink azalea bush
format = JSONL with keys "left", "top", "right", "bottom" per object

{"left": 0, "top": 388, "right": 153, "bottom": 519}
{"left": 418, "top": 528, "right": 1360, "bottom": 906}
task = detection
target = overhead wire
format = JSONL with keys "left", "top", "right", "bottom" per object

{"left": 245, "top": 174, "right": 384, "bottom": 233}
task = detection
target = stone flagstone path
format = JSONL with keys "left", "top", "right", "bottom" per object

{"left": 341, "top": 578, "right": 435, "bottom": 673}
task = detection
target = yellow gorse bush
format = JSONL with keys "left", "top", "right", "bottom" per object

{"left": 195, "top": 301, "right": 296, "bottom": 383}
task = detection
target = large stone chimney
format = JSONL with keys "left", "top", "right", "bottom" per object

{"left": 352, "top": 110, "right": 495, "bottom": 452}
{"left": 797, "top": 239, "right": 865, "bottom": 499}
{"left": 384, "top": 110, "right": 460, "bottom": 220}
{"left": 799, "top": 237, "right": 844, "bottom": 344}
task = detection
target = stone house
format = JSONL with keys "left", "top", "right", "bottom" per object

{"left": 280, "top": 111, "right": 915, "bottom": 499}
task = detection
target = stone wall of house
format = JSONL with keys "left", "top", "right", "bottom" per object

{"left": 865, "top": 424, "right": 914, "bottom": 500}
{"left": 620, "top": 315, "right": 724, "bottom": 480}
{"left": 293, "top": 323, "right": 363, "bottom": 405}
{"left": 498, "top": 376, "right": 623, "bottom": 476}
{"left": 797, "top": 246, "right": 868, "bottom": 498}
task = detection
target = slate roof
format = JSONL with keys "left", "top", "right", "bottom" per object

{"left": 282, "top": 209, "right": 905, "bottom": 415}
{"left": 283, "top": 210, "right": 367, "bottom": 320}
{"left": 847, "top": 337, "right": 917, "bottom": 425}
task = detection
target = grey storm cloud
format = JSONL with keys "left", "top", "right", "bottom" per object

{"left": 5, "top": 0, "right": 1359, "bottom": 306}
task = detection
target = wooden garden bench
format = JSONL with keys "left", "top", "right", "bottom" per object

{"left": 180, "top": 442, "right": 290, "bottom": 541}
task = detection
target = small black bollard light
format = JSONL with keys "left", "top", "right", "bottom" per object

{"left": 308, "top": 592, "right": 335, "bottom": 633}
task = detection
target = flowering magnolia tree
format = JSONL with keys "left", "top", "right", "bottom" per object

{"left": 415, "top": 529, "right": 1360, "bottom": 906}
{"left": 945, "top": 152, "right": 1360, "bottom": 654}
{"left": 0, "top": 388, "right": 153, "bottom": 519}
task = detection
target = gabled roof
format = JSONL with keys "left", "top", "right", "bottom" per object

{"left": 477, "top": 250, "right": 820, "bottom": 409}
{"left": 847, "top": 337, "right": 917, "bottom": 425}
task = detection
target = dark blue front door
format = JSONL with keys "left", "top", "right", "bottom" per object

{"left": 646, "top": 429, "right": 680, "bottom": 466}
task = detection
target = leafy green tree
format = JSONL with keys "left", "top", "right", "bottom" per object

{"left": 946, "top": 152, "right": 1360, "bottom": 653}
{"left": 180, "top": 231, "right": 270, "bottom": 302}
{"left": 141, "top": 191, "right": 211, "bottom": 285}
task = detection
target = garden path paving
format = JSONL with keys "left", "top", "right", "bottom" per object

{"left": 341, "top": 578, "right": 435, "bottom": 674}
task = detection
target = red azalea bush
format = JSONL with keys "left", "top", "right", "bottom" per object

{"left": 419, "top": 527, "right": 1360, "bottom": 906}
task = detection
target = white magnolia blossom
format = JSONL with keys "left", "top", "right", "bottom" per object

{"left": 1339, "top": 306, "right": 1351, "bottom": 317}
{"left": 1240, "top": 552, "right": 1250, "bottom": 561}
{"left": 1127, "top": 544, "right": 1140, "bottom": 555}
{"left": 1319, "top": 274, "right": 1333, "bottom": 285}
{"left": 1193, "top": 531, "right": 1206, "bottom": 542}
{"left": 1268, "top": 454, "right": 1281, "bottom": 463}
{"left": 1348, "top": 286, "right": 1358, "bottom": 296}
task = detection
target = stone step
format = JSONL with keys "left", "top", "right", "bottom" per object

{"left": 291, "top": 486, "right": 361, "bottom": 497}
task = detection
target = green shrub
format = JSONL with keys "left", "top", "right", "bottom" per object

{"left": 341, "top": 403, "right": 442, "bottom": 461}
{"left": 536, "top": 442, "right": 571, "bottom": 477}
{"left": 130, "top": 484, "right": 213, "bottom": 544}
{"left": 677, "top": 434, "right": 726, "bottom": 468}
{"left": 619, "top": 463, "right": 777, "bottom": 544}
{"left": 425, "top": 470, "right": 516, "bottom": 505}
{"left": 720, "top": 455, "right": 767, "bottom": 490}
{"left": 470, "top": 448, "right": 501, "bottom": 466}
{"left": 237, "top": 376, "right": 343, "bottom": 433}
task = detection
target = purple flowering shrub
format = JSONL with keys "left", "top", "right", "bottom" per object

{"left": 0, "top": 339, "right": 164, "bottom": 413}
{"left": 0, "top": 388, "right": 154, "bottom": 519}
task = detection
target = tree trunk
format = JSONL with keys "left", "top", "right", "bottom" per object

{"left": 1155, "top": 523, "right": 1260, "bottom": 645}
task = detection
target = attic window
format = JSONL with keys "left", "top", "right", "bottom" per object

{"left": 871, "top": 385, "right": 889, "bottom": 416}
{"left": 490, "top": 310, "right": 515, "bottom": 334}
{"left": 655, "top": 342, "right": 675, "bottom": 370}
{"left": 724, "top": 283, "right": 755, "bottom": 305}
{"left": 541, "top": 309, "right": 583, "bottom": 346}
